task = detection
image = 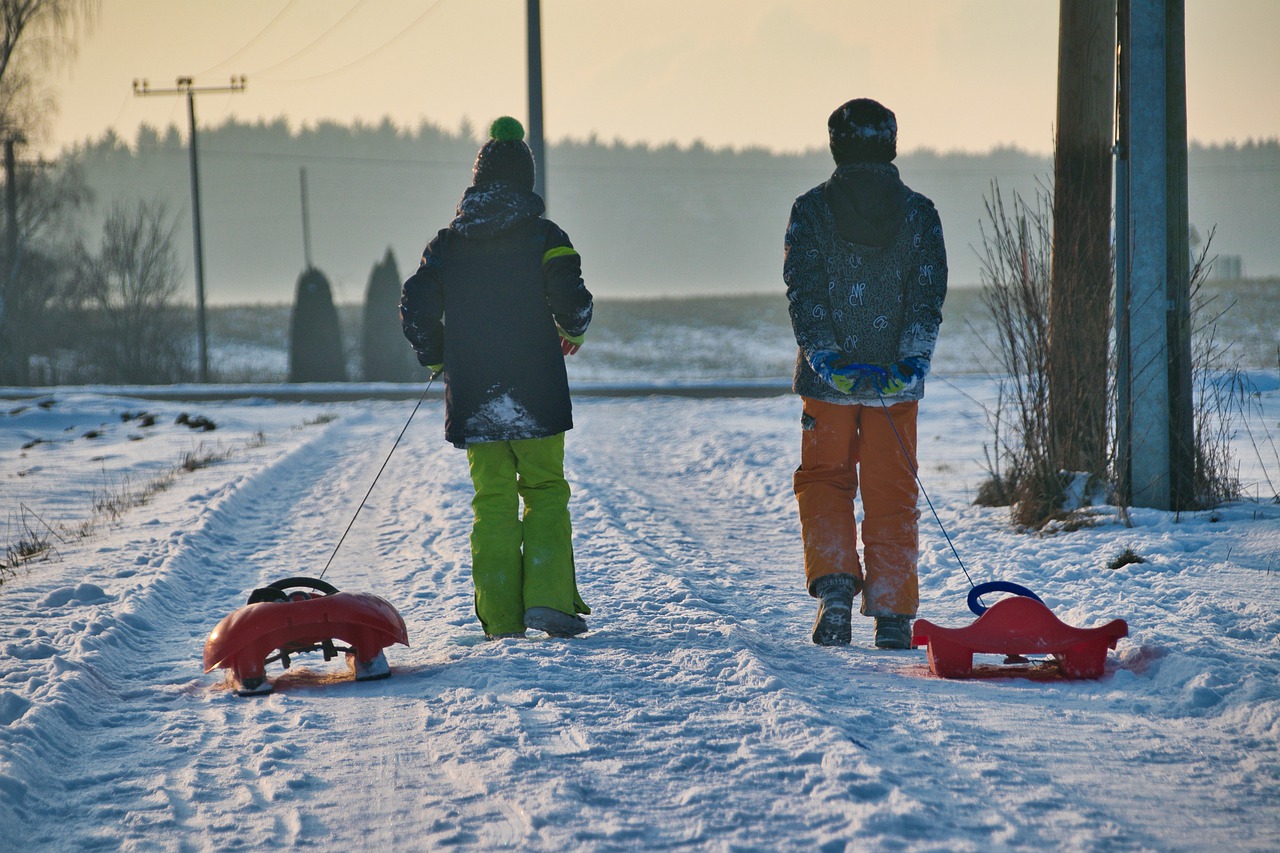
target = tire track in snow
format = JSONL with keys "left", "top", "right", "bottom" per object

{"left": 2, "top": 407, "right": 422, "bottom": 849}
{"left": 478, "top": 397, "right": 931, "bottom": 848}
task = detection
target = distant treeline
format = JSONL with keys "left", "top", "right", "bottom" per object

{"left": 65, "top": 118, "right": 1279, "bottom": 303}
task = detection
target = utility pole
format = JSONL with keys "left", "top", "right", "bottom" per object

{"left": 1049, "top": 0, "right": 1116, "bottom": 479}
{"left": 526, "top": 0, "right": 546, "bottom": 205}
{"left": 299, "top": 167, "right": 313, "bottom": 270}
{"left": 1116, "top": 0, "right": 1193, "bottom": 510}
{"left": 4, "top": 135, "right": 19, "bottom": 274}
{"left": 133, "top": 75, "right": 246, "bottom": 383}
{"left": 0, "top": 133, "right": 21, "bottom": 384}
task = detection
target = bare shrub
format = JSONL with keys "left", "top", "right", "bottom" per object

{"left": 1187, "top": 231, "right": 1279, "bottom": 505}
{"left": 1, "top": 503, "right": 62, "bottom": 583}
{"left": 70, "top": 198, "right": 193, "bottom": 383}
{"left": 974, "top": 182, "right": 1072, "bottom": 528}
{"left": 978, "top": 189, "right": 1267, "bottom": 526}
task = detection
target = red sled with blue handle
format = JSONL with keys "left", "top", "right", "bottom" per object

{"left": 203, "top": 577, "right": 409, "bottom": 695}
{"left": 911, "top": 581, "right": 1128, "bottom": 679}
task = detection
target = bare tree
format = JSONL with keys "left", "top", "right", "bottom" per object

{"left": 0, "top": 0, "right": 98, "bottom": 139}
{"left": 0, "top": 156, "right": 88, "bottom": 382}
{"left": 73, "top": 199, "right": 192, "bottom": 383}
{"left": 0, "top": 0, "right": 97, "bottom": 381}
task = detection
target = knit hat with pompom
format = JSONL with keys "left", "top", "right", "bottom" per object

{"left": 472, "top": 116, "right": 536, "bottom": 189}
{"left": 827, "top": 98, "right": 897, "bottom": 164}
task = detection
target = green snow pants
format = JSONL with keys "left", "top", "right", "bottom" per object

{"left": 466, "top": 432, "right": 589, "bottom": 636}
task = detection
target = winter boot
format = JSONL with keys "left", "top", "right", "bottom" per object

{"left": 524, "top": 606, "right": 588, "bottom": 638}
{"left": 811, "top": 574, "right": 856, "bottom": 646}
{"left": 874, "top": 615, "right": 913, "bottom": 649}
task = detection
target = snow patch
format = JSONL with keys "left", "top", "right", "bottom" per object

{"left": 36, "top": 583, "right": 111, "bottom": 608}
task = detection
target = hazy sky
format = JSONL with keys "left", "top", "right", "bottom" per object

{"left": 38, "top": 0, "right": 1280, "bottom": 158}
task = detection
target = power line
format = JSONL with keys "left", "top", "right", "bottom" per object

{"left": 197, "top": 0, "right": 304, "bottom": 78}
{"left": 259, "top": 0, "right": 448, "bottom": 85}
{"left": 243, "top": 0, "right": 375, "bottom": 79}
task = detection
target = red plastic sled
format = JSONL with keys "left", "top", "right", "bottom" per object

{"left": 204, "top": 577, "right": 409, "bottom": 695}
{"left": 911, "top": 595, "right": 1128, "bottom": 679}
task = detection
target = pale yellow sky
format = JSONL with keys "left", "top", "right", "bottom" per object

{"left": 38, "top": 0, "right": 1280, "bottom": 158}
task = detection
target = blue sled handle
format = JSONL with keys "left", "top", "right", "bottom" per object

{"left": 967, "top": 580, "right": 1045, "bottom": 616}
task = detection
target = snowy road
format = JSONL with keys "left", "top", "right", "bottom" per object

{"left": 2, "top": 382, "right": 1278, "bottom": 850}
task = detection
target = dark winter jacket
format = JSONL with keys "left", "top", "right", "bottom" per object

{"left": 784, "top": 161, "right": 947, "bottom": 404}
{"left": 401, "top": 182, "right": 593, "bottom": 448}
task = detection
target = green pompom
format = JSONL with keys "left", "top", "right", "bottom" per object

{"left": 489, "top": 116, "right": 525, "bottom": 142}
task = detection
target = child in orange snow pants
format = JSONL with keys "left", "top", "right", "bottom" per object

{"left": 794, "top": 397, "right": 920, "bottom": 617}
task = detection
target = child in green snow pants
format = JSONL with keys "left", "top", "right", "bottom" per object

{"left": 466, "top": 432, "right": 589, "bottom": 636}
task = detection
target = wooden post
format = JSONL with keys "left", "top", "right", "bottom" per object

{"left": 1049, "top": 0, "right": 1117, "bottom": 477}
{"left": 1115, "top": 0, "right": 1132, "bottom": 504}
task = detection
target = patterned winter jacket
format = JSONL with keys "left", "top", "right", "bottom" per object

{"left": 784, "top": 161, "right": 947, "bottom": 404}
{"left": 401, "top": 182, "right": 593, "bottom": 448}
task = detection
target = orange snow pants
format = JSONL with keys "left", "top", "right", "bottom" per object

{"left": 794, "top": 397, "right": 920, "bottom": 617}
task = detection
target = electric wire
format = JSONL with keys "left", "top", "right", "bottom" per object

{"left": 262, "top": 0, "right": 449, "bottom": 85}
{"left": 245, "top": 0, "right": 377, "bottom": 79}
{"left": 196, "top": 0, "right": 304, "bottom": 79}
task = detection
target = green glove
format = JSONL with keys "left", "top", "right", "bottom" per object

{"left": 560, "top": 331, "right": 584, "bottom": 356}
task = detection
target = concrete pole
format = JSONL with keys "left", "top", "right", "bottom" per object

{"left": 1125, "top": 0, "right": 1172, "bottom": 509}
{"left": 1119, "top": 0, "right": 1193, "bottom": 511}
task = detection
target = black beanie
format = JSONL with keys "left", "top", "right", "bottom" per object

{"left": 472, "top": 116, "right": 536, "bottom": 189}
{"left": 828, "top": 98, "right": 897, "bottom": 165}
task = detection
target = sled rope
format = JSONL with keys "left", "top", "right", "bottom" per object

{"left": 876, "top": 394, "right": 977, "bottom": 591}
{"left": 320, "top": 372, "right": 439, "bottom": 580}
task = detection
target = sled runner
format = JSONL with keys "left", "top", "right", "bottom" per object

{"left": 911, "top": 585, "right": 1127, "bottom": 680}
{"left": 203, "top": 577, "right": 409, "bottom": 696}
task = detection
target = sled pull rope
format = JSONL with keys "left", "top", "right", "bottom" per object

{"left": 319, "top": 372, "right": 439, "bottom": 580}
{"left": 876, "top": 394, "right": 977, "bottom": 590}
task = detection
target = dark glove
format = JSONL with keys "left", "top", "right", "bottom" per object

{"left": 874, "top": 356, "right": 929, "bottom": 395}
{"left": 810, "top": 350, "right": 887, "bottom": 394}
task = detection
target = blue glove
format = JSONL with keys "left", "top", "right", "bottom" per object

{"left": 874, "top": 356, "right": 929, "bottom": 395}
{"left": 810, "top": 350, "right": 887, "bottom": 394}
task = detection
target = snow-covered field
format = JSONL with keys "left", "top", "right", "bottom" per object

{"left": 2, "top": 373, "right": 1278, "bottom": 851}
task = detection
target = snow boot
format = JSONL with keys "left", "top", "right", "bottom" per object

{"left": 811, "top": 574, "right": 856, "bottom": 646}
{"left": 524, "top": 607, "right": 588, "bottom": 638}
{"left": 485, "top": 631, "right": 527, "bottom": 641}
{"left": 874, "top": 615, "right": 913, "bottom": 649}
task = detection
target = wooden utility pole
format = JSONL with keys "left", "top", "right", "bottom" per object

{"left": 4, "top": 136, "right": 18, "bottom": 274}
{"left": 133, "top": 75, "right": 246, "bottom": 382}
{"left": 1116, "top": 0, "right": 1193, "bottom": 510}
{"left": 299, "top": 167, "right": 313, "bottom": 270}
{"left": 1049, "top": 0, "right": 1116, "bottom": 478}
{"left": 527, "top": 0, "right": 546, "bottom": 205}
{"left": 0, "top": 134, "right": 21, "bottom": 384}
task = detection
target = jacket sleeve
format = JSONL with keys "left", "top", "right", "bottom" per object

{"left": 783, "top": 194, "right": 838, "bottom": 366}
{"left": 542, "top": 222, "right": 593, "bottom": 338}
{"left": 400, "top": 230, "right": 448, "bottom": 366}
{"left": 897, "top": 199, "right": 947, "bottom": 364}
